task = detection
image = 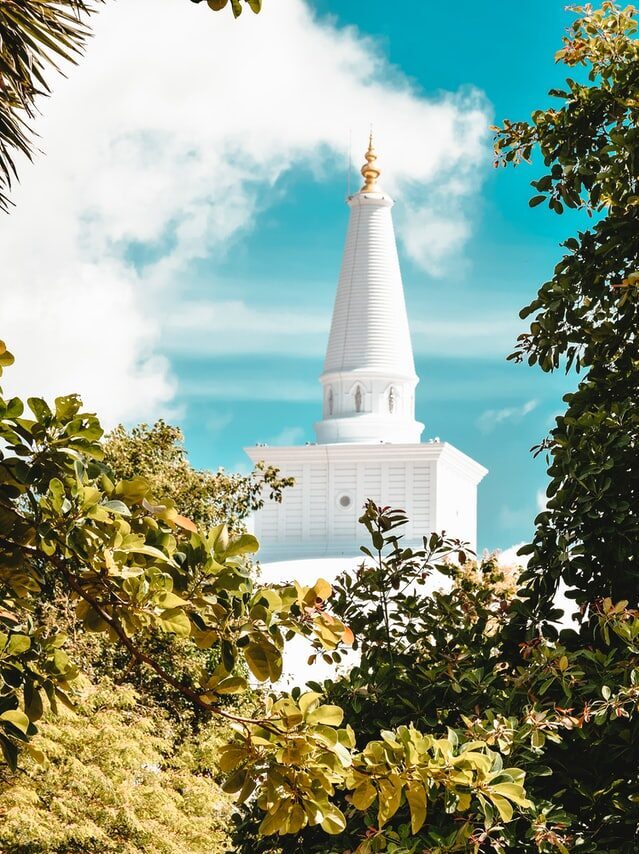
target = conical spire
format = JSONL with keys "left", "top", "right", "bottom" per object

{"left": 360, "top": 132, "right": 381, "bottom": 193}
{"left": 314, "top": 135, "right": 424, "bottom": 445}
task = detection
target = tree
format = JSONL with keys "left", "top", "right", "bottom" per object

{"left": 0, "top": 678, "right": 234, "bottom": 854}
{"left": 0, "top": 342, "right": 531, "bottom": 846}
{"left": 0, "top": 0, "right": 261, "bottom": 212}
{"left": 96, "top": 419, "right": 288, "bottom": 728}
{"left": 494, "top": 1, "right": 639, "bottom": 626}
{"left": 103, "top": 420, "right": 292, "bottom": 535}
{"left": 0, "top": 413, "right": 283, "bottom": 852}
{"left": 233, "top": 504, "right": 639, "bottom": 853}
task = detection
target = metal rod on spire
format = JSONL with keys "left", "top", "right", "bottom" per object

{"left": 347, "top": 129, "right": 352, "bottom": 198}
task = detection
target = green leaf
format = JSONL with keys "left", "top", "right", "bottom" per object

{"left": 155, "top": 608, "right": 191, "bottom": 637}
{"left": 219, "top": 745, "right": 246, "bottom": 773}
{"left": 156, "top": 590, "right": 189, "bottom": 609}
{"left": 299, "top": 691, "right": 323, "bottom": 716}
{"left": 27, "top": 397, "right": 52, "bottom": 422}
{"left": 102, "top": 499, "right": 132, "bottom": 516}
{"left": 490, "top": 782, "right": 532, "bottom": 808}
{"left": 6, "top": 634, "right": 30, "bottom": 656}
{"left": 1, "top": 709, "right": 30, "bottom": 734}
{"left": 214, "top": 676, "right": 248, "bottom": 694}
{"left": 224, "top": 533, "right": 259, "bottom": 557}
{"left": 222, "top": 769, "right": 247, "bottom": 793}
{"left": 245, "top": 643, "right": 270, "bottom": 682}
{"left": 378, "top": 778, "right": 402, "bottom": 826}
{"left": 54, "top": 395, "right": 82, "bottom": 421}
{"left": 487, "top": 793, "right": 514, "bottom": 823}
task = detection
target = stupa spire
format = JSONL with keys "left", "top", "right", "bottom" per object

{"left": 360, "top": 132, "right": 381, "bottom": 193}
{"left": 315, "top": 135, "right": 424, "bottom": 445}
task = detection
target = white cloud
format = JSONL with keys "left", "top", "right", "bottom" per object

{"left": 476, "top": 399, "right": 538, "bottom": 433}
{"left": 181, "top": 377, "right": 317, "bottom": 403}
{"left": 412, "top": 315, "right": 522, "bottom": 359}
{"left": 0, "top": 0, "right": 490, "bottom": 424}
{"left": 398, "top": 206, "right": 471, "bottom": 278}
{"left": 496, "top": 542, "right": 529, "bottom": 567}
{"left": 164, "top": 306, "right": 521, "bottom": 361}
{"left": 165, "top": 301, "right": 329, "bottom": 358}
{"left": 498, "top": 504, "right": 535, "bottom": 532}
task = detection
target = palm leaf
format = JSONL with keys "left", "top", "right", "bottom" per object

{"left": 0, "top": 0, "right": 101, "bottom": 212}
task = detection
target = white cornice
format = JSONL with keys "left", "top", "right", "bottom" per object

{"left": 246, "top": 441, "right": 487, "bottom": 484}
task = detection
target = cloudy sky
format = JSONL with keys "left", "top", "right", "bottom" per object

{"left": 1, "top": 0, "right": 580, "bottom": 551}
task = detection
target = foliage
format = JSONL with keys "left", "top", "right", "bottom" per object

{"left": 0, "top": 0, "right": 100, "bottom": 212}
{"left": 0, "top": 345, "right": 533, "bottom": 845}
{"left": 5, "top": 2, "right": 638, "bottom": 847}
{"left": 0, "top": 338, "right": 347, "bottom": 763}
{"left": 234, "top": 504, "right": 639, "bottom": 854}
{"left": 99, "top": 419, "right": 287, "bottom": 728}
{"left": 103, "top": 420, "right": 292, "bottom": 535}
{"left": 0, "top": 406, "right": 281, "bottom": 851}
{"left": 0, "top": 678, "right": 233, "bottom": 853}
{"left": 222, "top": 512, "right": 531, "bottom": 844}
{"left": 192, "top": 0, "right": 263, "bottom": 17}
{"left": 0, "top": 0, "right": 260, "bottom": 214}
{"left": 494, "top": 1, "right": 639, "bottom": 622}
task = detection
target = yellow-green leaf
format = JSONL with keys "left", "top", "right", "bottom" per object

{"left": 245, "top": 643, "right": 270, "bottom": 681}
{"left": 1, "top": 709, "right": 30, "bottom": 734}
{"left": 313, "top": 578, "right": 332, "bottom": 600}
{"left": 225, "top": 533, "right": 259, "bottom": 557}
{"left": 405, "top": 781, "right": 427, "bottom": 833}
{"left": 306, "top": 704, "right": 344, "bottom": 727}
{"left": 218, "top": 746, "right": 246, "bottom": 773}
{"left": 351, "top": 780, "right": 377, "bottom": 811}
{"left": 6, "top": 634, "right": 30, "bottom": 656}
{"left": 320, "top": 805, "right": 346, "bottom": 835}
{"left": 214, "top": 676, "right": 248, "bottom": 695}
{"left": 490, "top": 782, "right": 532, "bottom": 808}
{"left": 488, "top": 793, "right": 514, "bottom": 823}
{"left": 378, "top": 777, "right": 402, "bottom": 827}
{"left": 299, "top": 691, "right": 322, "bottom": 716}
{"left": 155, "top": 608, "right": 191, "bottom": 637}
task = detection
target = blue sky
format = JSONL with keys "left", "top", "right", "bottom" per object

{"left": 1, "top": 0, "right": 585, "bottom": 554}
{"left": 177, "top": 1, "right": 579, "bottom": 552}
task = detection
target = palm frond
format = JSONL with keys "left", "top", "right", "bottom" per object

{"left": 0, "top": 0, "right": 102, "bottom": 212}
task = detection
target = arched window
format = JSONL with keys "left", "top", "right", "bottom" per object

{"left": 354, "top": 385, "right": 363, "bottom": 413}
{"left": 327, "top": 387, "right": 334, "bottom": 416}
{"left": 388, "top": 386, "right": 396, "bottom": 414}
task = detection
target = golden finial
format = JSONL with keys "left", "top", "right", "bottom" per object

{"left": 360, "top": 131, "right": 381, "bottom": 193}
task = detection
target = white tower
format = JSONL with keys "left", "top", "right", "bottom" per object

{"left": 245, "top": 137, "right": 487, "bottom": 561}
{"left": 316, "top": 137, "right": 423, "bottom": 445}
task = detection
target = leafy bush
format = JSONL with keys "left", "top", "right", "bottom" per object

{"left": 0, "top": 679, "right": 233, "bottom": 854}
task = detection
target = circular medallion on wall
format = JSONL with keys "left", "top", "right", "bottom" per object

{"left": 336, "top": 493, "right": 353, "bottom": 510}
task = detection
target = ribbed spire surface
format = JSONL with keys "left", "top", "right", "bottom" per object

{"left": 315, "top": 141, "right": 423, "bottom": 445}
{"left": 323, "top": 195, "right": 416, "bottom": 377}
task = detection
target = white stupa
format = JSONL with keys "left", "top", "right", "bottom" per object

{"left": 246, "top": 137, "right": 487, "bottom": 562}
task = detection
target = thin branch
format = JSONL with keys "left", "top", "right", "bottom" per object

{"left": 52, "top": 554, "right": 273, "bottom": 727}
